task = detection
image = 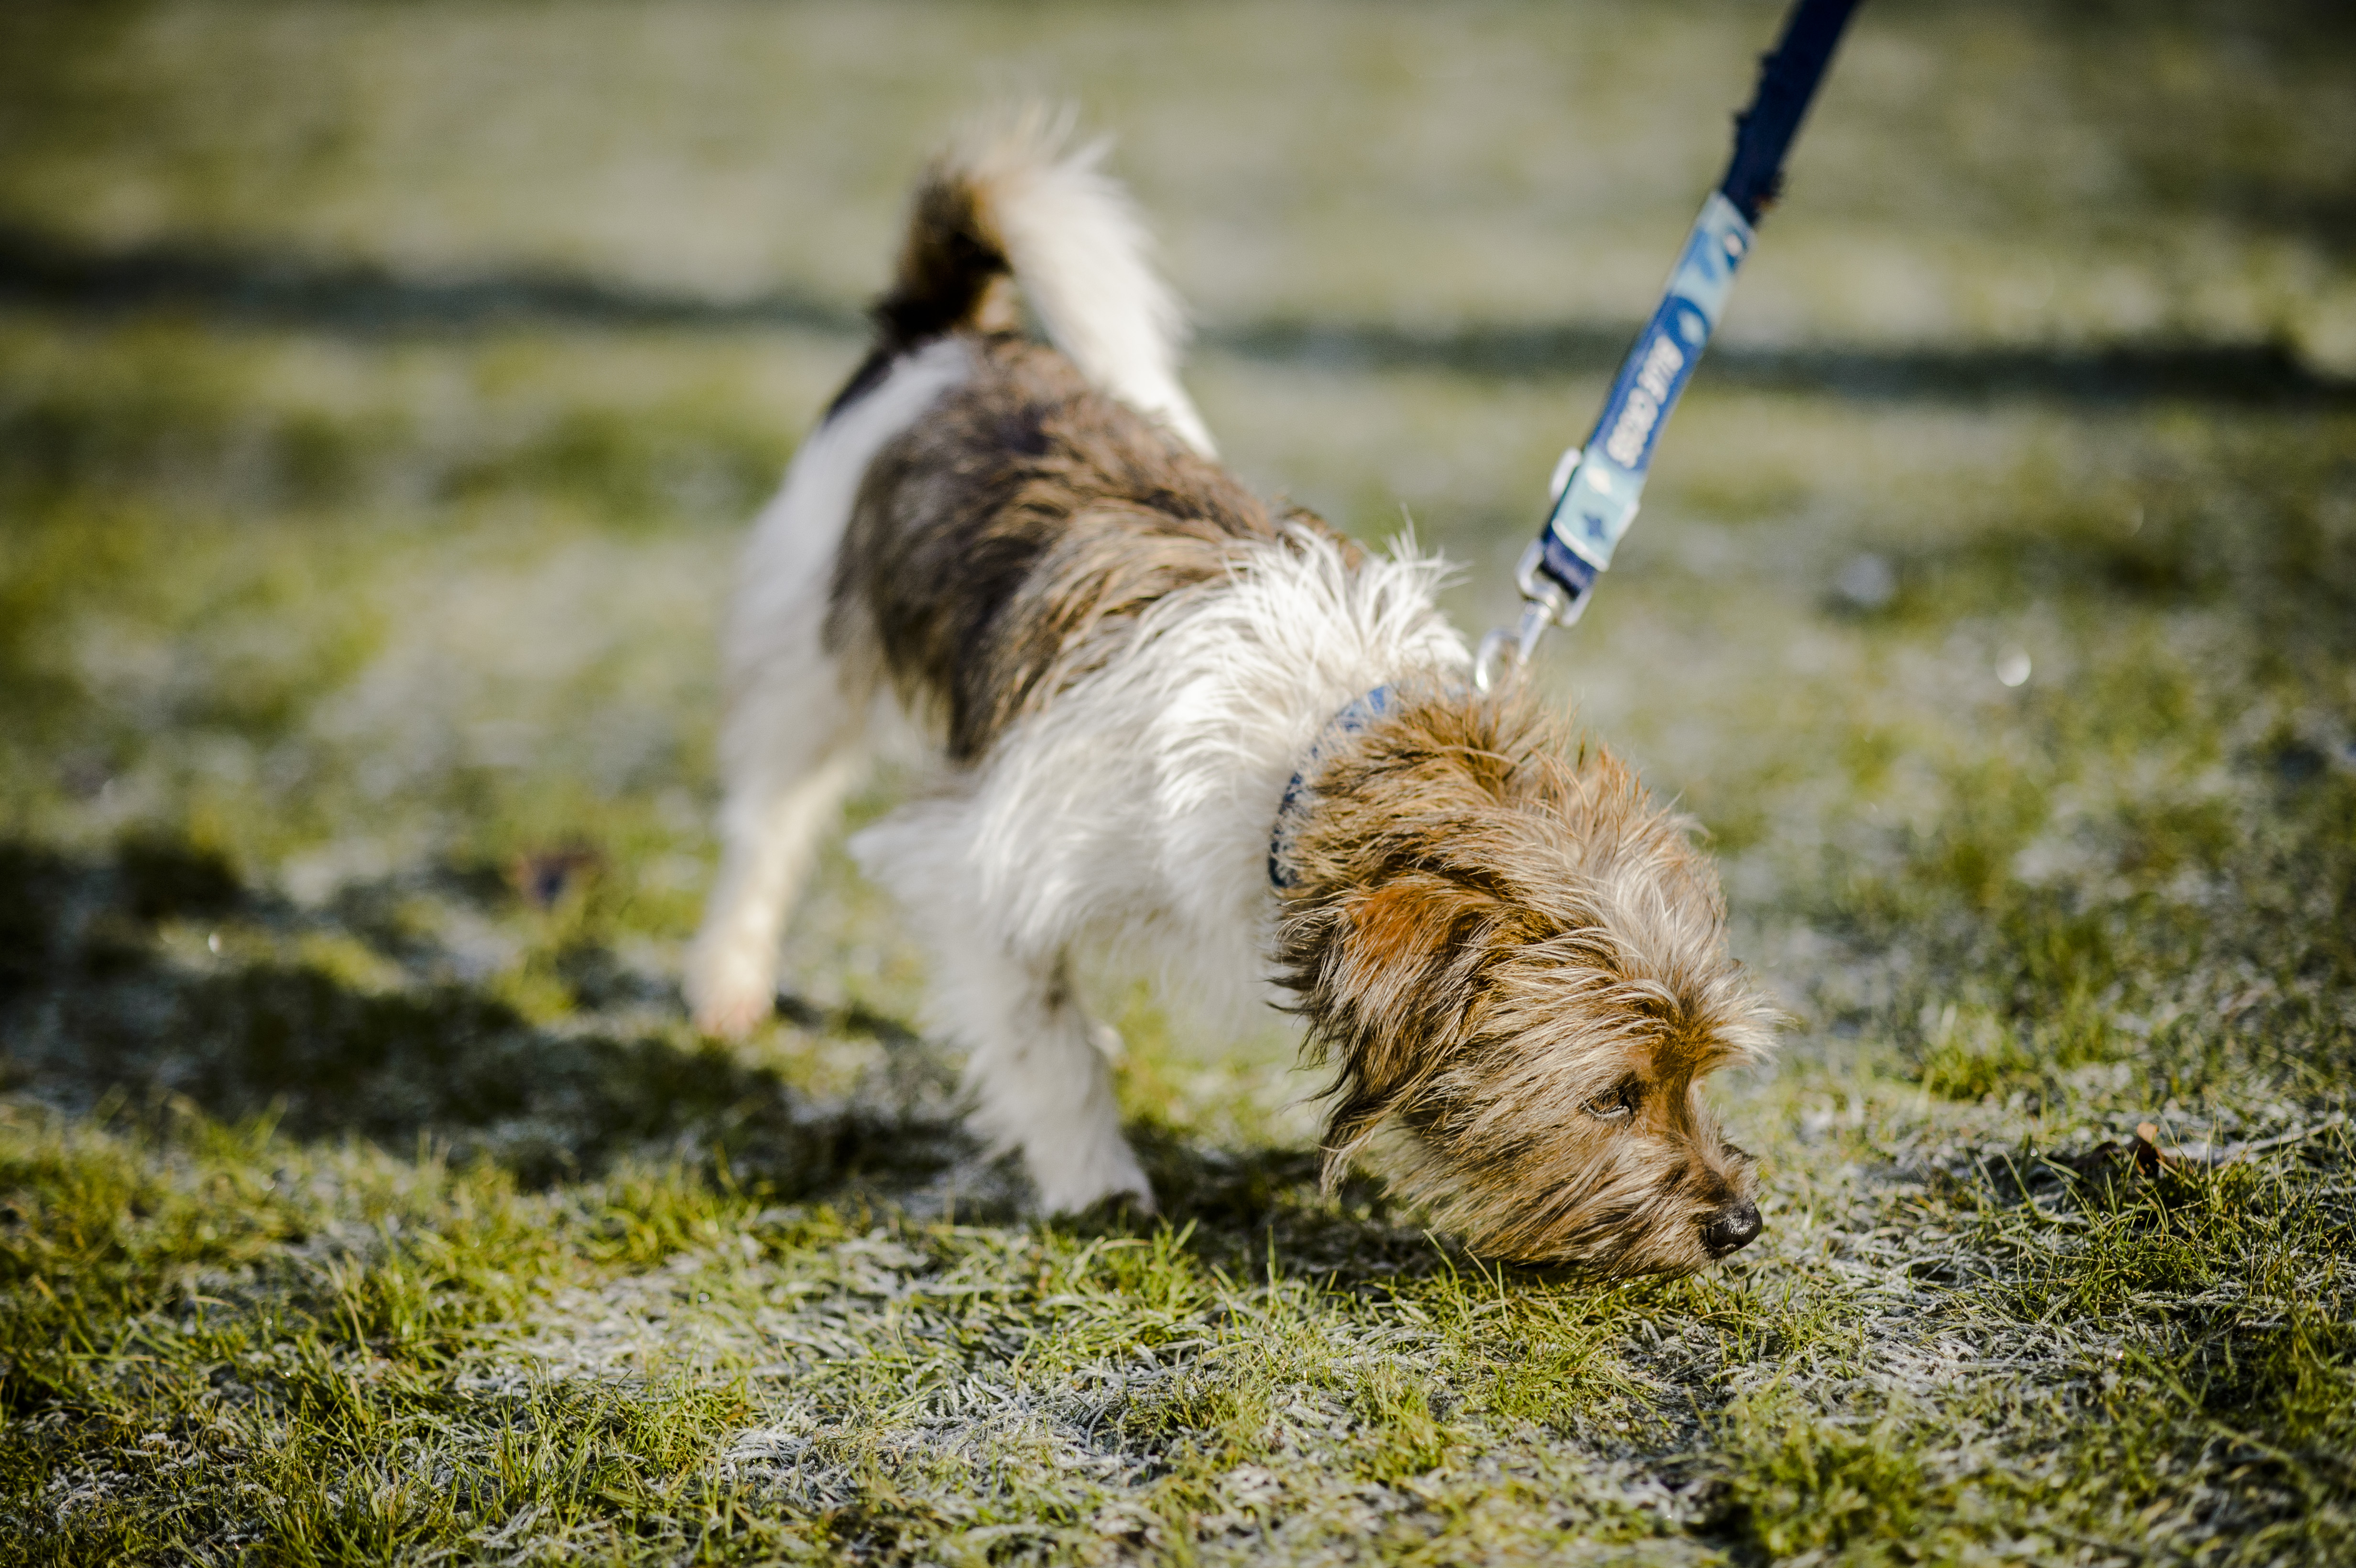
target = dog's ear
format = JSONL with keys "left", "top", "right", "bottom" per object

{"left": 1343, "top": 874, "right": 1469, "bottom": 984}
{"left": 1314, "top": 870, "right": 1538, "bottom": 1184}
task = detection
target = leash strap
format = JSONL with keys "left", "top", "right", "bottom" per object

{"left": 1488, "top": 0, "right": 1862, "bottom": 675}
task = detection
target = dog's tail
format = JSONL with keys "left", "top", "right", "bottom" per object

{"left": 872, "top": 107, "right": 1215, "bottom": 456}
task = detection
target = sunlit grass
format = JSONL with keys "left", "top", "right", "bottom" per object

{"left": 4, "top": 0, "right": 2354, "bottom": 1562}
{"left": 5, "top": 319, "right": 2348, "bottom": 1564}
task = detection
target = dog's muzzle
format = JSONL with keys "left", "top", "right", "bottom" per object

{"left": 1700, "top": 1201, "right": 1762, "bottom": 1258}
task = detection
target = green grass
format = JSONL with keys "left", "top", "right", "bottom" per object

{"left": 4, "top": 1, "right": 2355, "bottom": 1562}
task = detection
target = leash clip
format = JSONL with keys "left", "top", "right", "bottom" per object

{"left": 1474, "top": 592, "right": 1562, "bottom": 693}
{"left": 1474, "top": 447, "right": 1592, "bottom": 692}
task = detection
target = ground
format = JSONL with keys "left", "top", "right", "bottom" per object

{"left": 1, "top": 2, "right": 2353, "bottom": 1564}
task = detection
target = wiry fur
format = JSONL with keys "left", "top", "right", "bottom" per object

{"left": 835, "top": 106, "right": 1213, "bottom": 457}
{"left": 688, "top": 114, "right": 1777, "bottom": 1272}
{"left": 1276, "top": 684, "right": 1774, "bottom": 1271}
{"left": 826, "top": 334, "right": 1303, "bottom": 762}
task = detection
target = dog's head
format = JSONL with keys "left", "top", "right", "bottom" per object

{"left": 1276, "top": 682, "right": 1776, "bottom": 1274}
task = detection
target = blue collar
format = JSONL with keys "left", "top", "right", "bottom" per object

{"left": 1268, "top": 685, "right": 1392, "bottom": 890}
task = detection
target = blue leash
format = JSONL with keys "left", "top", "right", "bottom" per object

{"left": 1271, "top": 0, "right": 1861, "bottom": 888}
{"left": 1476, "top": 0, "right": 1863, "bottom": 688}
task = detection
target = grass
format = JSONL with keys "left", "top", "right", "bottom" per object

{"left": 3, "top": 0, "right": 2355, "bottom": 1562}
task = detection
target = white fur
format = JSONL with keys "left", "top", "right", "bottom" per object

{"left": 686, "top": 338, "right": 971, "bottom": 1038}
{"left": 693, "top": 130, "right": 1462, "bottom": 1213}
{"left": 963, "top": 113, "right": 1217, "bottom": 457}
{"left": 850, "top": 534, "right": 1467, "bottom": 1211}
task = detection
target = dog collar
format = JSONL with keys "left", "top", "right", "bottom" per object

{"left": 1268, "top": 685, "right": 1392, "bottom": 890}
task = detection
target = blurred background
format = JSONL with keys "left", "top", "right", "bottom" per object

{"left": 1, "top": 0, "right": 2351, "bottom": 1170}
{"left": 8, "top": 9, "right": 2356, "bottom": 1557}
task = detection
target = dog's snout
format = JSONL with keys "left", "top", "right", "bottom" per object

{"left": 1700, "top": 1201, "right": 1762, "bottom": 1258}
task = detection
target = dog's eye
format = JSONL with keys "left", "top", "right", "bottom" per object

{"left": 1585, "top": 1081, "right": 1642, "bottom": 1122}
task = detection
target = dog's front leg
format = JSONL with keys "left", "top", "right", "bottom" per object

{"left": 933, "top": 934, "right": 1155, "bottom": 1217}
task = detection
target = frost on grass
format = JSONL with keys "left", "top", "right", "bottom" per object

{"left": 5, "top": 352, "right": 2353, "bottom": 1563}
{"left": 5, "top": 1, "right": 2356, "bottom": 1562}
{"left": 485, "top": 1218, "right": 1717, "bottom": 1563}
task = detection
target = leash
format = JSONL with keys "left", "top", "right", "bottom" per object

{"left": 1270, "top": 0, "right": 1861, "bottom": 887}
{"left": 1474, "top": 0, "right": 1864, "bottom": 690}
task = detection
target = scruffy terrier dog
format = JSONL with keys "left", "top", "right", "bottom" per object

{"left": 687, "top": 116, "right": 1775, "bottom": 1274}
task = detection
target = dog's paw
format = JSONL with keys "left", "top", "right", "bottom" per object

{"left": 692, "top": 991, "right": 773, "bottom": 1040}
{"left": 1031, "top": 1136, "right": 1156, "bottom": 1219}
{"left": 685, "top": 963, "right": 776, "bottom": 1040}
{"left": 1098, "top": 1182, "right": 1160, "bottom": 1221}
{"left": 1064, "top": 1187, "right": 1161, "bottom": 1231}
{"left": 684, "top": 926, "right": 787, "bottom": 1040}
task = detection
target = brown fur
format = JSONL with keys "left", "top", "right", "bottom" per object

{"left": 1276, "top": 682, "right": 1776, "bottom": 1272}
{"left": 830, "top": 334, "right": 1354, "bottom": 761}
{"left": 809, "top": 130, "right": 1772, "bottom": 1274}
{"left": 827, "top": 165, "right": 1024, "bottom": 416}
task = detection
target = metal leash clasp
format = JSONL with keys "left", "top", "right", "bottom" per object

{"left": 1472, "top": 589, "right": 1559, "bottom": 693}
{"left": 1474, "top": 448, "right": 1591, "bottom": 692}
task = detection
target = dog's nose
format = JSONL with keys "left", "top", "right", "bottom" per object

{"left": 1701, "top": 1201, "right": 1762, "bottom": 1258}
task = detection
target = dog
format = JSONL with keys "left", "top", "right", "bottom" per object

{"left": 686, "top": 113, "right": 1776, "bottom": 1274}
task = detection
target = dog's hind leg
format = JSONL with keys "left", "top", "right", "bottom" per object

{"left": 688, "top": 339, "right": 971, "bottom": 1038}
{"left": 687, "top": 652, "right": 866, "bottom": 1039}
